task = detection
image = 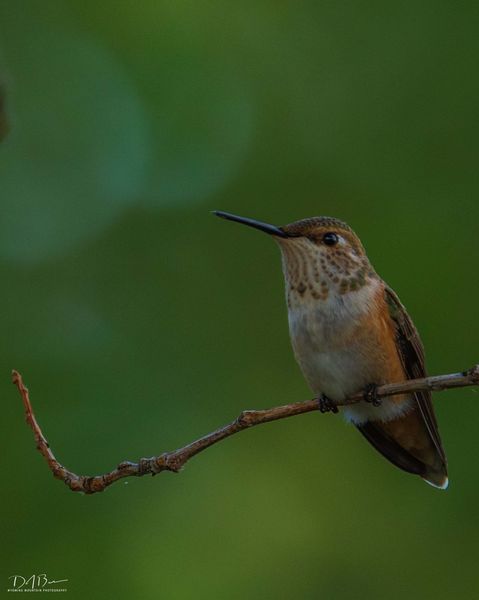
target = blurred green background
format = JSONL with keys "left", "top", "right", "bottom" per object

{"left": 1, "top": 1, "right": 479, "bottom": 598}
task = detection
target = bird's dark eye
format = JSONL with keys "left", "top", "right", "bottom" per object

{"left": 322, "top": 232, "right": 339, "bottom": 246}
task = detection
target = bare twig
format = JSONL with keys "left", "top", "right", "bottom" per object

{"left": 12, "top": 366, "right": 479, "bottom": 494}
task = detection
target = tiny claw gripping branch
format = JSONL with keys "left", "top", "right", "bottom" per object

{"left": 318, "top": 394, "right": 339, "bottom": 413}
{"left": 363, "top": 383, "right": 382, "bottom": 407}
{"left": 11, "top": 365, "right": 479, "bottom": 495}
{"left": 465, "top": 365, "right": 479, "bottom": 383}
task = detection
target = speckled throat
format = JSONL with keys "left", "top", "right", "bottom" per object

{"left": 277, "top": 236, "right": 377, "bottom": 309}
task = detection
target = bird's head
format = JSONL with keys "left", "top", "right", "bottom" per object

{"left": 214, "top": 211, "right": 376, "bottom": 301}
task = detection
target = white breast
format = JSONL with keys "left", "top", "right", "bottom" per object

{"left": 287, "top": 281, "right": 412, "bottom": 424}
{"left": 288, "top": 283, "right": 377, "bottom": 399}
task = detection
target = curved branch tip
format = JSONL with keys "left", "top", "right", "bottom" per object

{"left": 11, "top": 364, "right": 479, "bottom": 494}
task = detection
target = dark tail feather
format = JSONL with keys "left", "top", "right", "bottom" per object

{"left": 357, "top": 421, "right": 424, "bottom": 475}
{"left": 357, "top": 415, "right": 448, "bottom": 489}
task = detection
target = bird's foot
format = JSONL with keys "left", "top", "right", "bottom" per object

{"left": 318, "top": 394, "right": 339, "bottom": 414}
{"left": 363, "top": 383, "right": 381, "bottom": 407}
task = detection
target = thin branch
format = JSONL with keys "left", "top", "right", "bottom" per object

{"left": 12, "top": 365, "right": 479, "bottom": 495}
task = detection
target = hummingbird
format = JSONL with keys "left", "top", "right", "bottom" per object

{"left": 214, "top": 210, "right": 448, "bottom": 489}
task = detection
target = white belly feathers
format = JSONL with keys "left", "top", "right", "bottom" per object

{"left": 287, "top": 281, "right": 413, "bottom": 424}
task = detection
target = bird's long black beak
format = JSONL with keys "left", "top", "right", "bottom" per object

{"left": 213, "top": 211, "right": 290, "bottom": 238}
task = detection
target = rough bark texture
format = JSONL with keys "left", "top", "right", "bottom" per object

{"left": 12, "top": 365, "right": 479, "bottom": 494}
